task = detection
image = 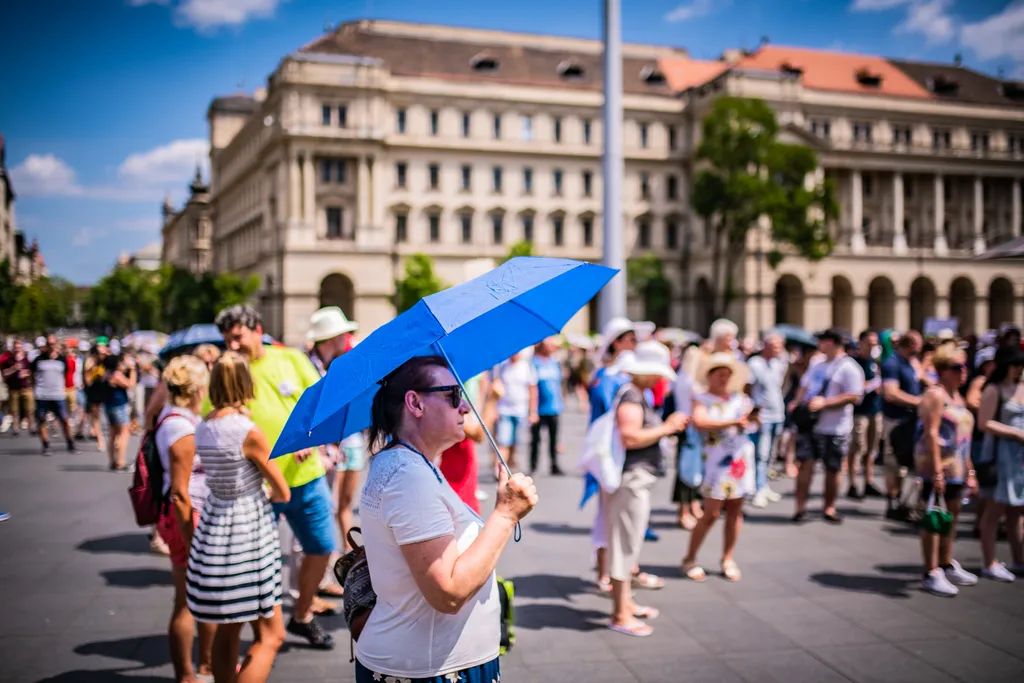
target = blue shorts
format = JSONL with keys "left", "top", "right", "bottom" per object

{"left": 272, "top": 475, "right": 338, "bottom": 556}
{"left": 336, "top": 444, "right": 365, "bottom": 472}
{"left": 496, "top": 415, "right": 522, "bottom": 448}
{"left": 105, "top": 403, "right": 131, "bottom": 427}
{"left": 356, "top": 657, "right": 499, "bottom": 683}
{"left": 35, "top": 399, "right": 68, "bottom": 422}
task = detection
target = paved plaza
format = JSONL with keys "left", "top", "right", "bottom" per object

{"left": 1, "top": 411, "right": 1023, "bottom": 683}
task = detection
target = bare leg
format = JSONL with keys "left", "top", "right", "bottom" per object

{"left": 1008, "top": 508, "right": 1024, "bottom": 566}
{"left": 609, "top": 578, "right": 639, "bottom": 628}
{"left": 212, "top": 622, "right": 242, "bottom": 683}
{"left": 938, "top": 500, "right": 961, "bottom": 567}
{"left": 295, "top": 554, "right": 330, "bottom": 622}
{"left": 722, "top": 498, "right": 744, "bottom": 563}
{"left": 115, "top": 425, "right": 130, "bottom": 468}
{"left": 169, "top": 566, "right": 199, "bottom": 683}
{"left": 794, "top": 459, "right": 815, "bottom": 516}
{"left": 980, "top": 501, "right": 1006, "bottom": 567}
{"left": 236, "top": 607, "right": 285, "bottom": 683}
{"left": 336, "top": 470, "right": 359, "bottom": 553}
{"left": 823, "top": 468, "right": 840, "bottom": 517}
{"left": 684, "top": 498, "right": 723, "bottom": 565}
{"left": 595, "top": 547, "right": 608, "bottom": 583}
{"left": 921, "top": 530, "right": 939, "bottom": 573}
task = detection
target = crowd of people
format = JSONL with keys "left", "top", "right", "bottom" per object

{"left": 1, "top": 305, "right": 1022, "bottom": 679}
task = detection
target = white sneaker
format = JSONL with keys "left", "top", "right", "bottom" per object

{"left": 922, "top": 568, "right": 959, "bottom": 597}
{"left": 764, "top": 487, "right": 782, "bottom": 503}
{"left": 982, "top": 562, "right": 1016, "bottom": 583}
{"left": 944, "top": 559, "right": 979, "bottom": 586}
{"left": 751, "top": 491, "right": 769, "bottom": 508}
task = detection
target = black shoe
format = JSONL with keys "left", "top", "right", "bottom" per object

{"left": 550, "top": 467, "right": 564, "bottom": 476}
{"left": 863, "top": 483, "right": 884, "bottom": 498}
{"left": 791, "top": 511, "right": 807, "bottom": 524}
{"left": 823, "top": 512, "right": 843, "bottom": 525}
{"left": 846, "top": 485, "right": 863, "bottom": 500}
{"left": 42, "top": 442, "right": 51, "bottom": 455}
{"left": 886, "top": 505, "right": 911, "bottom": 521}
{"left": 66, "top": 440, "right": 76, "bottom": 453}
{"left": 287, "top": 617, "right": 334, "bottom": 650}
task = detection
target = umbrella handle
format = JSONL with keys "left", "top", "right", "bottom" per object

{"left": 433, "top": 343, "right": 521, "bottom": 543}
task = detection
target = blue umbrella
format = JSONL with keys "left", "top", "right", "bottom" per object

{"left": 160, "top": 323, "right": 275, "bottom": 359}
{"left": 272, "top": 257, "right": 616, "bottom": 462}
{"left": 769, "top": 324, "right": 818, "bottom": 349}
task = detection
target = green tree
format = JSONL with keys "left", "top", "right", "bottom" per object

{"left": 693, "top": 96, "right": 838, "bottom": 319}
{"left": 85, "top": 266, "right": 161, "bottom": 335}
{"left": 0, "top": 258, "right": 21, "bottom": 332}
{"left": 627, "top": 254, "right": 672, "bottom": 327}
{"left": 10, "top": 279, "right": 67, "bottom": 333}
{"left": 500, "top": 240, "right": 534, "bottom": 265}
{"left": 394, "top": 253, "right": 446, "bottom": 313}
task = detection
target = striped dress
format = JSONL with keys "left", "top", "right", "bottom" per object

{"left": 186, "top": 412, "right": 283, "bottom": 624}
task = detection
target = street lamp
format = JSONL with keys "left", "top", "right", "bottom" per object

{"left": 599, "top": 0, "right": 626, "bottom": 328}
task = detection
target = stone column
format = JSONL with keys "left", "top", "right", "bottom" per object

{"left": 851, "top": 170, "right": 865, "bottom": 253}
{"left": 893, "top": 172, "right": 907, "bottom": 254}
{"left": 303, "top": 153, "right": 316, "bottom": 226}
{"left": 357, "top": 155, "right": 371, "bottom": 234}
{"left": 1012, "top": 178, "right": 1022, "bottom": 238}
{"left": 934, "top": 174, "right": 947, "bottom": 255}
{"left": 973, "top": 176, "right": 985, "bottom": 254}
{"left": 289, "top": 152, "right": 302, "bottom": 222}
{"left": 895, "top": 295, "right": 910, "bottom": 333}
{"left": 851, "top": 296, "right": 869, "bottom": 335}
{"left": 935, "top": 296, "right": 950, "bottom": 319}
{"left": 974, "top": 297, "right": 989, "bottom": 336}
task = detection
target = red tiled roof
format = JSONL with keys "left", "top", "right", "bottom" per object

{"left": 657, "top": 57, "right": 728, "bottom": 92}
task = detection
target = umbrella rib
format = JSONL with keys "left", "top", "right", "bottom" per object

{"left": 509, "top": 299, "right": 560, "bottom": 336}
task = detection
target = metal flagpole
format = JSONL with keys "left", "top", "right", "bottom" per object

{"left": 599, "top": 0, "right": 626, "bottom": 328}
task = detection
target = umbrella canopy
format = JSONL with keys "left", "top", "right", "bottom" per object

{"left": 123, "top": 330, "right": 168, "bottom": 351}
{"left": 160, "top": 324, "right": 275, "bottom": 359}
{"left": 974, "top": 235, "right": 1024, "bottom": 261}
{"left": 769, "top": 324, "right": 818, "bottom": 348}
{"left": 273, "top": 257, "right": 616, "bottom": 457}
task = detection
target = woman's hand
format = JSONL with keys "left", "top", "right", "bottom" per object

{"left": 495, "top": 468, "right": 538, "bottom": 523}
{"left": 966, "top": 470, "right": 978, "bottom": 495}
{"left": 932, "top": 471, "right": 945, "bottom": 495}
{"left": 663, "top": 412, "right": 688, "bottom": 434}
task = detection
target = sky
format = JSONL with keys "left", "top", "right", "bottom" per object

{"left": 2, "top": 0, "right": 1022, "bottom": 285}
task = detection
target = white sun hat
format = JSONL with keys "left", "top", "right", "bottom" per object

{"left": 308, "top": 306, "right": 359, "bottom": 343}
{"left": 599, "top": 317, "right": 655, "bottom": 358}
{"left": 618, "top": 340, "right": 677, "bottom": 381}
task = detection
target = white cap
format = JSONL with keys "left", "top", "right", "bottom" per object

{"left": 109, "top": 339, "right": 122, "bottom": 355}
{"left": 600, "top": 317, "right": 654, "bottom": 357}
{"left": 35, "top": 336, "right": 45, "bottom": 348}
{"left": 618, "top": 341, "right": 677, "bottom": 381}
{"left": 975, "top": 346, "right": 996, "bottom": 369}
{"left": 307, "top": 306, "right": 358, "bottom": 343}
{"left": 79, "top": 341, "right": 91, "bottom": 353}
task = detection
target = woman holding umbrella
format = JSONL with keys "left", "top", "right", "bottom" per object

{"left": 354, "top": 356, "right": 538, "bottom": 682}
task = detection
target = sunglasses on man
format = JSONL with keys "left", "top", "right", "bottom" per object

{"left": 420, "top": 384, "right": 465, "bottom": 409}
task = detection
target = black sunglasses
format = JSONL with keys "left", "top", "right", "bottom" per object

{"left": 419, "top": 384, "right": 464, "bottom": 409}
{"left": 943, "top": 363, "right": 966, "bottom": 373}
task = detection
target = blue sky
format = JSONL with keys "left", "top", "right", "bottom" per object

{"left": 2, "top": 0, "right": 1021, "bottom": 284}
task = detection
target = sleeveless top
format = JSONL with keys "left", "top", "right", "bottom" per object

{"left": 915, "top": 394, "right": 974, "bottom": 484}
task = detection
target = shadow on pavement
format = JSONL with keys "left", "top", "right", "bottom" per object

{"left": 36, "top": 672, "right": 169, "bottom": 683}
{"left": 35, "top": 634, "right": 172, "bottom": 683}
{"left": 100, "top": 568, "right": 173, "bottom": 589}
{"left": 528, "top": 522, "right": 591, "bottom": 536}
{"left": 60, "top": 464, "right": 116, "bottom": 473}
{"left": 510, "top": 573, "right": 593, "bottom": 600}
{"left": 515, "top": 602, "right": 607, "bottom": 632}
{"left": 809, "top": 571, "right": 916, "bottom": 598}
{"left": 77, "top": 533, "right": 152, "bottom": 555}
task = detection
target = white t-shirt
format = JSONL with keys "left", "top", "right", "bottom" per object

{"left": 495, "top": 359, "right": 537, "bottom": 417}
{"left": 154, "top": 406, "right": 208, "bottom": 510}
{"left": 800, "top": 355, "right": 865, "bottom": 436}
{"left": 357, "top": 446, "right": 500, "bottom": 678}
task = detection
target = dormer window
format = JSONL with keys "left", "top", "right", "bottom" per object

{"left": 856, "top": 69, "right": 883, "bottom": 87}
{"left": 1001, "top": 82, "right": 1024, "bottom": 101}
{"left": 779, "top": 62, "right": 803, "bottom": 77}
{"left": 929, "top": 75, "right": 960, "bottom": 96}
{"left": 470, "top": 53, "right": 500, "bottom": 72}
{"left": 558, "top": 61, "right": 586, "bottom": 80}
{"left": 640, "top": 65, "right": 666, "bottom": 85}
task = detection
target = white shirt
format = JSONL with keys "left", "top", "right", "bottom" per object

{"left": 154, "top": 406, "right": 208, "bottom": 510}
{"left": 800, "top": 355, "right": 865, "bottom": 436}
{"left": 495, "top": 358, "right": 537, "bottom": 417}
{"left": 357, "top": 446, "right": 500, "bottom": 678}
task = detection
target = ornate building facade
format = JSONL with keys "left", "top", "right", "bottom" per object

{"left": 160, "top": 168, "right": 213, "bottom": 274}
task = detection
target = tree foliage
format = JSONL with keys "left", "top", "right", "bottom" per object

{"left": 394, "top": 253, "right": 446, "bottom": 314}
{"left": 0, "top": 258, "right": 19, "bottom": 332}
{"left": 693, "top": 96, "right": 838, "bottom": 319}
{"left": 9, "top": 276, "right": 76, "bottom": 333}
{"left": 627, "top": 254, "right": 672, "bottom": 327}
{"left": 500, "top": 240, "right": 534, "bottom": 264}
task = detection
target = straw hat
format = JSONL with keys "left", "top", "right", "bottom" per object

{"left": 307, "top": 306, "right": 358, "bottom": 343}
{"left": 618, "top": 341, "right": 677, "bottom": 381}
{"left": 705, "top": 352, "right": 737, "bottom": 374}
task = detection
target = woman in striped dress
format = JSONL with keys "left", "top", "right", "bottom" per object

{"left": 186, "top": 352, "right": 291, "bottom": 683}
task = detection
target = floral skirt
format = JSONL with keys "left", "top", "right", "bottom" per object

{"left": 355, "top": 657, "right": 500, "bottom": 683}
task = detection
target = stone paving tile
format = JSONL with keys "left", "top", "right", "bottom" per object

{"left": 622, "top": 654, "right": 746, "bottom": 683}
{"left": 740, "top": 596, "right": 882, "bottom": 649}
{"left": 811, "top": 643, "right": 960, "bottom": 683}
{"left": 720, "top": 649, "right": 854, "bottom": 683}
{"left": 896, "top": 638, "right": 1024, "bottom": 683}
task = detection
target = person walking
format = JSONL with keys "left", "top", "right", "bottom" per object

{"left": 881, "top": 331, "right": 924, "bottom": 520}
{"left": 354, "top": 356, "right": 537, "bottom": 681}
{"left": 215, "top": 304, "right": 339, "bottom": 649}
{"left": 29, "top": 334, "right": 76, "bottom": 455}
{"left": 791, "top": 329, "right": 865, "bottom": 524}
{"left": 847, "top": 329, "right": 885, "bottom": 499}
{"left": 102, "top": 351, "right": 136, "bottom": 470}
{"left": 187, "top": 352, "right": 290, "bottom": 683}
{"left": 1, "top": 339, "right": 35, "bottom": 435}
{"left": 747, "top": 332, "right": 787, "bottom": 507}
{"left": 529, "top": 337, "right": 564, "bottom": 475}
{"left": 493, "top": 350, "right": 538, "bottom": 475}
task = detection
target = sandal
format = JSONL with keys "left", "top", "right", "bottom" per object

{"left": 631, "top": 572, "right": 665, "bottom": 590}
{"left": 680, "top": 515, "right": 698, "bottom": 531}
{"left": 595, "top": 576, "right": 612, "bottom": 594}
{"left": 319, "top": 583, "right": 344, "bottom": 598}
{"left": 682, "top": 560, "right": 706, "bottom": 582}
{"left": 721, "top": 559, "right": 742, "bottom": 582}
{"left": 311, "top": 596, "right": 338, "bottom": 616}
{"left": 608, "top": 620, "right": 654, "bottom": 637}
{"left": 633, "top": 605, "right": 660, "bottom": 619}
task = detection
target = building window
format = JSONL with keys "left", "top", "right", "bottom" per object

{"left": 811, "top": 119, "right": 831, "bottom": 139}
{"left": 553, "top": 216, "right": 564, "bottom": 246}
{"left": 666, "top": 218, "right": 679, "bottom": 249}
{"left": 583, "top": 119, "right": 592, "bottom": 145}
{"left": 493, "top": 114, "right": 502, "bottom": 139}
{"left": 492, "top": 214, "right": 504, "bottom": 243}
{"left": 427, "top": 214, "right": 441, "bottom": 243}
{"left": 943, "top": 178, "right": 952, "bottom": 200}
{"left": 892, "top": 125, "right": 911, "bottom": 145}
{"left": 397, "top": 108, "right": 407, "bottom": 134}
{"left": 460, "top": 214, "right": 472, "bottom": 244}
{"left": 863, "top": 174, "right": 873, "bottom": 197}
{"left": 336, "top": 160, "right": 346, "bottom": 184}
{"left": 553, "top": 117, "right": 562, "bottom": 143}
{"left": 639, "top": 123, "right": 649, "bottom": 149}
{"left": 321, "top": 159, "right": 332, "bottom": 183}
{"left": 971, "top": 132, "right": 990, "bottom": 152}
{"left": 523, "top": 167, "right": 533, "bottom": 195}
{"left": 396, "top": 162, "right": 407, "bottom": 188}
{"left": 430, "top": 109, "right": 440, "bottom": 136}
{"left": 932, "top": 129, "right": 951, "bottom": 149}
{"left": 638, "top": 219, "right": 651, "bottom": 248}
{"left": 461, "top": 165, "right": 471, "bottom": 191}
{"left": 337, "top": 105, "right": 347, "bottom": 128}
{"left": 904, "top": 177, "right": 913, "bottom": 198}
{"left": 640, "top": 172, "right": 650, "bottom": 200}
{"left": 553, "top": 169, "right": 563, "bottom": 196}
{"left": 522, "top": 115, "right": 533, "bottom": 142}
{"left": 326, "top": 207, "right": 343, "bottom": 238}
{"left": 428, "top": 164, "right": 440, "bottom": 190}
{"left": 667, "top": 175, "right": 678, "bottom": 200}
{"left": 583, "top": 171, "right": 593, "bottom": 197}
{"left": 461, "top": 112, "right": 471, "bottom": 138}
{"left": 522, "top": 215, "right": 534, "bottom": 243}
{"left": 321, "top": 104, "right": 331, "bottom": 126}
{"left": 853, "top": 122, "right": 873, "bottom": 143}
{"left": 493, "top": 166, "right": 503, "bottom": 192}
{"left": 582, "top": 217, "right": 594, "bottom": 246}
{"left": 668, "top": 126, "right": 677, "bottom": 151}
{"left": 395, "top": 214, "right": 408, "bottom": 243}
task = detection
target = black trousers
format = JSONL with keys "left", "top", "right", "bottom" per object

{"left": 529, "top": 414, "right": 560, "bottom": 473}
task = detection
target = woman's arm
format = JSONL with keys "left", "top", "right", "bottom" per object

{"left": 167, "top": 434, "right": 197, "bottom": 544}
{"left": 242, "top": 426, "right": 291, "bottom": 503}
{"left": 691, "top": 401, "right": 746, "bottom": 432}
{"left": 965, "top": 376, "right": 985, "bottom": 413}
{"left": 919, "top": 389, "right": 944, "bottom": 489}
{"left": 616, "top": 401, "right": 673, "bottom": 450}
{"left": 143, "top": 382, "right": 168, "bottom": 431}
{"left": 979, "top": 385, "right": 1024, "bottom": 442}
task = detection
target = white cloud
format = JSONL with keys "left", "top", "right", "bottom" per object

{"left": 961, "top": 1, "right": 1024, "bottom": 64}
{"left": 115, "top": 217, "right": 161, "bottom": 233}
{"left": 665, "top": 0, "right": 729, "bottom": 23}
{"left": 71, "top": 228, "right": 110, "bottom": 247}
{"left": 849, "top": 0, "right": 912, "bottom": 10}
{"left": 10, "top": 138, "right": 209, "bottom": 203}
{"left": 895, "top": 0, "right": 955, "bottom": 45}
{"left": 129, "top": 0, "right": 284, "bottom": 30}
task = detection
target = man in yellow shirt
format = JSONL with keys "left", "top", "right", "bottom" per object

{"left": 215, "top": 305, "right": 337, "bottom": 650}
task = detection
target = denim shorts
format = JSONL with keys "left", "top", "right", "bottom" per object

{"left": 105, "top": 403, "right": 132, "bottom": 427}
{"left": 336, "top": 444, "right": 365, "bottom": 472}
{"left": 35, "top": 399, "right": 68, "bottom": 422}
{"left": 272, "top": 475, "right": 338, "bottom": 556}
{"left": 496, "top": 415, "right": 522, "bottom": 447}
